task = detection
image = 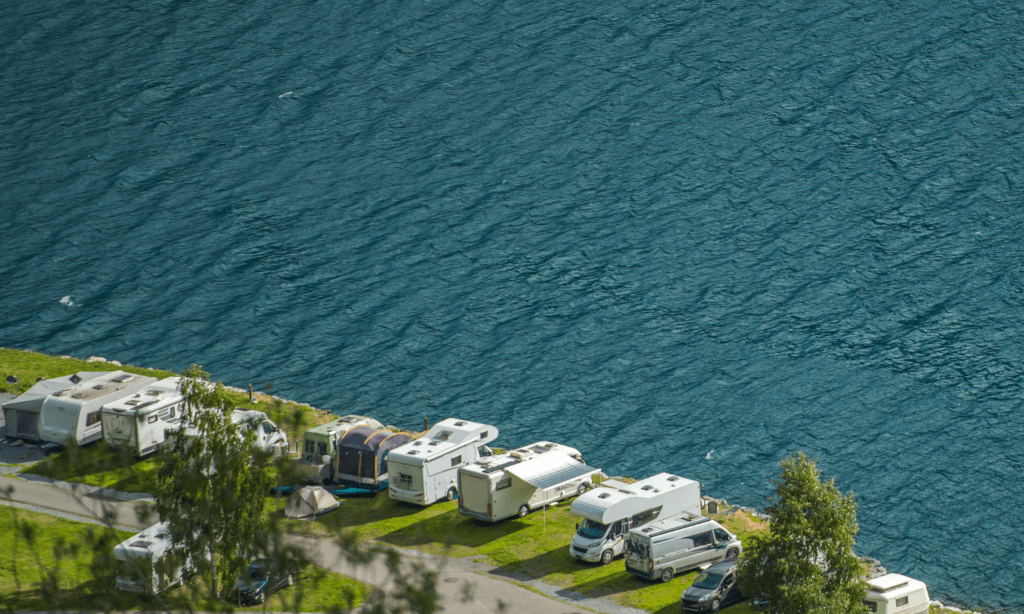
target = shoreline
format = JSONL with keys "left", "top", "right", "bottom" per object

{"left": 0, "top": 347, "right": 996, "bottom": 614}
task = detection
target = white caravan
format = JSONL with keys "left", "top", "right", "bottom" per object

{"left": 388, "top": 418, "right": 498, "bottom": 505}
{"left": 570, "top": 473, "right": 702, "bottom": 565}
{"left": 458, "top": 441, "right": 601, "bottom": 522}
{"left": 295, "top": 415, "right": 384, "bottom": 483}
{"left": 863, "top": 574, "right": 930, "bottom": 614}
{"left": 101, "top": 377, "right": 185, "bottom": 457}
{"left": 232, "top": 410, "right": 288, "bottom": 453}
{"left": 39, "top": 371, "right": 158, "bottom": 446}
{"left": 113, "top": 521, "right": 202, "bottom": 594}
{"left": 3, "top": 372, "right": 110, "bottom": 442}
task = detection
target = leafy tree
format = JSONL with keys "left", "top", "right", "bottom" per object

{"left": 738, "top": 451, "right": 867, "bottom": 614}
{"left": 152, "top": 364, "right": 275, "bottom": 599}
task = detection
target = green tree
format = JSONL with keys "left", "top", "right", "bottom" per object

{"left": 152, "top": 364, "right": 275, "bottom": 599}
{"left": 738, "top": 451, "right": 867, "bottom": 614}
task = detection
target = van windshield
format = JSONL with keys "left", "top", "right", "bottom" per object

{"left": 577, "top": 519, "right": 608, "bottom": 540}
{"left": 693, "top": 572, "right": 723, "bottom": 590}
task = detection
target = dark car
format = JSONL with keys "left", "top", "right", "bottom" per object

{"left": 234, "top": 559, "right": 296, "bottom": 605}
{"left": 680, "top": 559, "right": 745, "bottom": 613}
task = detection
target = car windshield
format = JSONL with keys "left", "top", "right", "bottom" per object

{"left": 248, "top": 563, "right": 269, "bottom": 580}
{"left": 577, "top": 519, "right": 608, "bottom": 540}
{"left": 692, "top": 572, "right": 723, "bottom": 590}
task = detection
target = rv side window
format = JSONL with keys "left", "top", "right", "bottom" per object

{"left": 450, "top": 455, "right": 462, "bottom": 467}
{"left": 862, "top": 601, "right": 878, "bottom": 613}
{"left": 631, "top": 505, "right": 663, "bottom": 526}
{"left": 692, "top": 532, "right": 714, "bottom": 547}
{"left": 317, "top": 443, "right": 328, "bottom": 458}
{"left": 168, "top": 405, "right": 176, "bottom": 419}
{"left": 713, "top": 529, "right": 731, "bottom": 542}
{"left": 86, "top": 410, "right": 102, "bottom": 427}
{"left": 148, "top": 415, "right": 159, "bottom": 424}
{"left": 305, "top": 440, "right": 315, "bottom": 454}
{"left": 262, "top": 422, "right": 277, "bottom": 434}
{"left": 896, "top": 596, "right": 909, "bottom": 607}
{"left": 496, "top": 476, "right": 512, "bottom": 490}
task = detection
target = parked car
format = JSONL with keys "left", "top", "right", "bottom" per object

{"left": 681, "top": 559, "right": 745, "bottom": 613}
{"left": 233, "top": 559, "right": 297, "bottom": 605}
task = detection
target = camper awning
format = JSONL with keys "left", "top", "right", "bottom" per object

{"left": 506, "top": 452, "right": 598, "bottom": 490}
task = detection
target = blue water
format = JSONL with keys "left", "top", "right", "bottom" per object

{"left": 2, "top": 0, "right": 1023, "bottom": 608}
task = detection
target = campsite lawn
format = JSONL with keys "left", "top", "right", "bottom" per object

{"left": 278, "top": 492, "right": 767, "bottom": 614}
{"left": 0, "top": 505, "right": 369, "bottom": 612}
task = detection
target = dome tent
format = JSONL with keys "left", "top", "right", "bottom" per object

{"left": 285, "top": 486, "right": 340, "bottom": 520}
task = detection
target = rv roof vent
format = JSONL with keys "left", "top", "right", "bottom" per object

{"left": 598, "top": 493, "right": 611, "bottom": 499}
{"left": 667, "top": 476, "right": 680, "bottom": 481}
{"left": 127, "top": 400, "right": 140, "bottom": 406}
{"left": 147, "top": 390, "right": 161, "bottom": 396}
{"left": 641, "top": 485, "right": 653, "bottom": 491}
{"left": 435, "top": 430, "right": 454, "bottom": 441}
{"left": 155, "top": 531, "right": 170, "bottom": 539}
{"left": 510, "top": 449, "right": 530, "bottom": 459}
{"left": 454, "top": 421, "right": 467, "bottom": 426}
{"left": 69, "top": 374, "right": 82, "bottom": 384}
{"left": 530, "top": 444, "right": 554, "bottom": 453}
{"left": 408, "top": 450, "right": 419, "bottom": 455}
{"left": 112, "top": 374, "right": 135, "bottom": 383}
{"left": 413, "top": 441, "right": 422, "bottom": 445}
{"left": 54, "top": 391, "right": 66, "bottom": 397}
{"left": 130, "top": 540, "right": 152, "bottom": 549}
{"left": 93, "top": 384, "right": 107, "bottom": 390}
{"left": 72, "top": 393, "right": 87, "bottom": 399}
{"left": 428, "top": 441, "right": 440, "bottom": 446}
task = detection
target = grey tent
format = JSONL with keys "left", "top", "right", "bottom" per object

{"left": 2, "top": 372, "right": 111, "bottom": 441}
{"left": 285, "top": 486, "right": 340, "bottom": 520}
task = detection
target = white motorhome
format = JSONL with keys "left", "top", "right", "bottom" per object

{"left": 570, "top": 473, "right": 702, "bottom": 565}
{"left": 625, "top": 516, "right": 742, "bottom": 582}
{"left": 3, "top": 372, "right": 109, "bottom": 442}
{"left": 39, "top": 371, "right": 158, "bottom": 447}
{"left": 863, "top": 574, "right": 930, "bottom": 614}
{"left": 113, "top": 521, "right": 201, "bottom": 594}
{"left": 101, "top": 377, "right": 185, "bottom": 457}
{"left": 295, "top": 415, "right": 383, "bottom": 484}
{"left": 388, "top": 418, "right": 498, "bottom": 505}
{"left": 232, "top": 410, "right": 288, "bottom": 453}
{"left": 458, "top": 441, "right": 601, "bottom": 522}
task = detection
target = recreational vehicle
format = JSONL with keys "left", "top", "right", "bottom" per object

{"left": 3, "top": 371, "right": 110, "bottom": 442}
{"left": 570, "top": 473, "right": 702, "bottom": 565}
{"left": 863, "top": 574, "right": 930, "bottom": 614}
{"left": 624, "top": 516, "right": 742, "bottom": 582}
{"left": 101, "top": 377, "right": 185, "bottom": 457}
{"left": 113, "top": 521, "right": 202, "bottom": 594}
{"left": 232, "top": 410, "right": 288, "bottom": 453}
{"left": 458, "top": 441, "right": 601, "bottom": 522}
{"left": 334, "top": 426, "right": 412, "bottom": 491}
{"left": 388, "top": 418, "right": 497, "bottom": 505}
{"left": 38, "top": 371, "right": 158, "bottom": 447}
{"left": 295, "top": 415, "right": 384, "bottom": 484}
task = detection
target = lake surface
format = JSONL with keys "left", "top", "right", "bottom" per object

{"left": 2, "top": 0, "right": 1023, "bottom": 609}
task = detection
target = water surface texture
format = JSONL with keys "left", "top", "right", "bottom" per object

{"left": 2, "top": 0, "right": 1023, "bottom": 609}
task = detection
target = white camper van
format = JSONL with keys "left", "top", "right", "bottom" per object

{"left": 232, "top": 410, "right": 288, "bottom": 453}
{"left": 458, "top": 441, "right": 601, "bottom": 522}
{"left": 101, "top": 377, "right": 185, "bottom": 457}
{"left": 625, "top": 516, "right": 742, "bottom": 582}
{"left": 863, "top": 574, "right": 930, "bottom": 614}
{"left": 295, "top": 415, "right": 384, "bottom": 483}
{"left": 388, "top": 418, "right": 497, "bottom": 505}
{"left": 570, "top": 473, "right": 702, "bottom": 565}
{"left": 39, "top": 371, "right": 158, "bottom": 447}
{"left": 113, "top": 521, "right": 201, "bottom": 594}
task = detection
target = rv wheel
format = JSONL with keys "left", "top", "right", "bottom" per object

{"left": 446, "top": 487, "right": 457, "bottom": 502}
{"left": 710, "top": 598, "right": 721, "bottom": 613}
{"left": 726, "top": 548, "right": 739, "bottom": 560}
{"left": 517, "top": 504, "right": 530, "bottom": 518}
{"left": 600, "top": 550, "right": 614, "bottom": 565}
{"left": 576, "top": 482, "right": 588, "bottom": 496}
{"left": 660, "top": 568, "right": 674, "bottom": 583}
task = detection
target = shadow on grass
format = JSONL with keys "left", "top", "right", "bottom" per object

{"left": 376, "top": 507, "right": 530, "bottom": 551}
{"left": 25, "top": 442, "right": 159, "bottom": 493}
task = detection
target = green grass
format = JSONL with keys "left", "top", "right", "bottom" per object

{"left": 0, "top": 505, "right": 369, "bottom": 612}
{"left": 0, "top": 347, "right": 174, "bottom": 396}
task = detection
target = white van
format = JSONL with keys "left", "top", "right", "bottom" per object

{"left": 625, "top": 516, "right": 742, "bottom": 582}
{"left": 102, "top": 377, "right": 186, "bottom": 457}
{"left": 113, "top": 521, "right": 203, "bottom": 594}
{"left": 458, "top": 441, "right": 601, "bottom": 522}
{"left": 570, "top": 473, "right": 702, "bottom": 565}
{"left": 39, "top": 371, "right": 158, "bottom": 447}
{"left": 232, "top": 410, "right": 288, "bottom": 453}
{"left": 295, "top": 415, "right": 383, "bottom": 484}
{"left": 863, "top": 574, "right": 930, "bottom": 614}
{"left": 388, "top": 418, "right": 497, "bottom": 505}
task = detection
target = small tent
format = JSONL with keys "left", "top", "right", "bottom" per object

{"left": 285, "top": 486, "right": 340, "bottom": 520}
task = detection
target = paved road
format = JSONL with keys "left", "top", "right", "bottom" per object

{"left": 0, "top": 474, "right": 644, "bottom": 614}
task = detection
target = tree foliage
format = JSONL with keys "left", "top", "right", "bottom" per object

{"left": 737, "top": 451, "right": 866, "bottom": 614}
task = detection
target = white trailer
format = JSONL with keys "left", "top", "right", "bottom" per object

{"left": 113, "top": 521, "right": 202, "bottom": 594}
{"left": 458, "top": 441, "right": 601, "bottom": 522}
{"left": 232, "top": 409, "right": 288, "bottom": 453}
{"left": 388, "top": 418, "right": 498, "bottom": 505}
{"left": 864, "top": 574, "right": 930, "bottom": 614}
{"left": 3, "top": 371, "right": 109, "bottom": 442}
{"left": 39, "top": 371, "right": 158, "bottom": 447}
{"left": 569, "top": 473, "right": 702, "bottom": 565}
{"left": 101, "top": 377, "right": 186, "bottom": 457}
{"left": 294, "top": 415, "right": 383, "bottom": 484}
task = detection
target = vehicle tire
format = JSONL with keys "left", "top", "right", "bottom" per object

{"left": 600, "top": 550, "right": 614, "bottom": 566}
{"left": 726, "top": 548, "right": 739, "bottom": 560}
{"left": 286, "top": 573, "right": 294, "bottom": 587}
{"left": 710, "top": 598, "right": 721, "bottom": 613}
{"left": 576, "top": 482, "right": 589, "bottom": 496}
{"left": 446, "top": 487, "right": 457, "bottom": 502}
{"left": 660, "top": 568, "right": 673, "bottom": 583}
{"left": 518, "top": 504, "right": 530, "bottom": 518}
